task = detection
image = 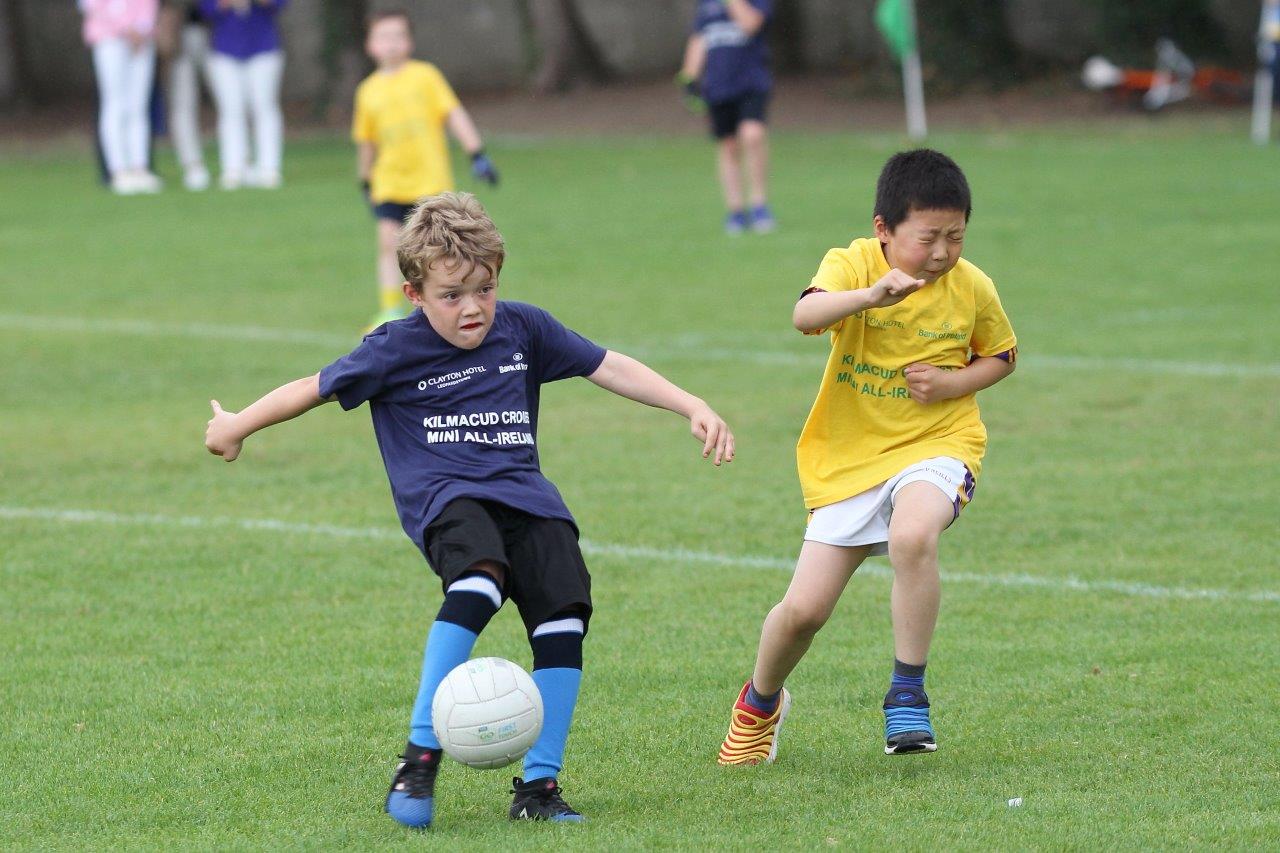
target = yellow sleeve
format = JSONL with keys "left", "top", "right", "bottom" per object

{"left": 970, "top": 274, "right": 1018, "bottom": 357}
{"left": 801, "top": 248, "right": 864, "bottom": 336}
{"left": 352, "top": 85, "right": 376, "bottom": 143}
{"left": 808, "top": 248, "right": 860, "bottom": 294}
{"left": 423, "top": 64, "right": 462, "bottom": 123}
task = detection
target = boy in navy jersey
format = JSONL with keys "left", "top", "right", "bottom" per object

{"left": 204, "top": 192, "right": 735, "bottom": 828}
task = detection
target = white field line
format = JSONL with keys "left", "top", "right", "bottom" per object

{"left": 2, "top": 313, "right": 1278, "bottom": 378}
{"left": 2, "top": 505, "right": 1276, "bottom": 605}
{"left": 0, "top": 314, "right": 351, "bottom": 348}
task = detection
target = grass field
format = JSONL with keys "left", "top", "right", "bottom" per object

{"left": 2, "top": 120, "right": 1278, "bottom": 849}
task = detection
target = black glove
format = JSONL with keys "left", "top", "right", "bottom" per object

{"left": 675, "top": 71, "right": 703, "bottom": 113}
{"left": 470, "top": 151, "right": 499, "bottom": 186}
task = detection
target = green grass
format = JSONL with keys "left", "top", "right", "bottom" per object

{"left": 2, "top": 120, "right": 1279, "bottom": 849}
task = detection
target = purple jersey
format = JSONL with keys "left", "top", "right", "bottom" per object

{"left": 199, "top": 0, "right": 286, "bottom": 59}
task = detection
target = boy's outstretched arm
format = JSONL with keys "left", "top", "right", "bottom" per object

{"left": 903, "top": 354, "right": 1015, "bottom": 406}
{"left": 446, "top": 106, "right": 498, "bottom": 185}
{"left": 586, "top": 350, "right": 735, "bottom": 466}
{"left": 793, "top": 269, "right": 926, "bottom": 333}
{"left": 205, "top": 374, "right": 330, "bottom": 462}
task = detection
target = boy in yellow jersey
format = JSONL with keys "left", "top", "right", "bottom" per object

{"left": 717, "top": 149, "right": 1017, "bottom": 763}
{"left": 354, "top": 9, "right": 499, "bottom": 332}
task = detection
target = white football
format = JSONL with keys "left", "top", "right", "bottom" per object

{"left": 432, "top": 657, "right": 543, "bottom": 769}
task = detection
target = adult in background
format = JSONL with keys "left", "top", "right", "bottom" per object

{"left": 678, "top": 0, "right": 775, "bottom": 235}
{"left": 200, "top": 0, "right": 288, "bottom": 189}
{"left": 81, "top": 0, "right": 163, "bottom": 194}
{"left": 160, "top": 1, "right": 214, "bottom": 190}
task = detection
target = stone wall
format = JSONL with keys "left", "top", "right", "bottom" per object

{"left": 2, "top": 0, "right": 1266, "bottom": 105}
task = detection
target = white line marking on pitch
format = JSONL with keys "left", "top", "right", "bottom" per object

{"left": 1, "top": 505, "right": 1275, "bottom": 605}
{"left": 2, "top": 314, "right": 1278, "bottom": 378}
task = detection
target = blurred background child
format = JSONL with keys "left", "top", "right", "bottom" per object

{"left": 354, "top": 9, "right": 499, "bottom": 332}
{"left": 679, "top": 0, "right": 775, "bottom": 235}
{"left": 161, "top": 0, "right": 214, "bottom": 190}
{"left": 201, "top": 0, "right": 287, "bottom": 189}
{"left": 81, "top": 0, "right": 163, "bottom": 194}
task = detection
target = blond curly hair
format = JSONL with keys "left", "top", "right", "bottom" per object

{"left": 397, "top": 192, "right": 506, "bottom": 291}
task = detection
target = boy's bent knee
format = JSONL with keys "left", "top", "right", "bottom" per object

{"left": 777, "top": 597, "right": 831, "bottom": 637}
{"left": 465, "top": 559, "right": 505, "bottom": 586}
{"left": 888, "top": 526, "right": 940, "bottom": 566}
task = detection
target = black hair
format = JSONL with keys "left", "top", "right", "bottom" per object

{"left": 874, "top": 149, "right": 971, "bottom": 231}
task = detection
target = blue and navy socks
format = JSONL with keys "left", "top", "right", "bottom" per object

{"left": 522, "top": 615, "right": 585, "bottom": 783}
{"left": 891, "top": 658, "right": 926, "bottom": 692}
{"left": 404, "top": 579, "right": 586, "bottom": 787}
{"left": 407, "top": 571, "right": 504, "bottom": 749}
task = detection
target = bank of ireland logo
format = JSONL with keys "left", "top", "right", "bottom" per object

{"left": 499, "top": 352, "right": 529, "bottom": 374}
{"left": 941, "top": 321, "right": 953, "bottom": 331}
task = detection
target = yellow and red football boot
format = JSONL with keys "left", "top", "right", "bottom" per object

{"left": 717, "top": 682, "right": 792, "bottom": 766}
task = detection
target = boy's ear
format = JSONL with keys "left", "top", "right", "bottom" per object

{"left": 873, "top": 214, "right": 892, "bottom": 240}
{"left": 403, "top": 281, "right": 424, "bottom": 307}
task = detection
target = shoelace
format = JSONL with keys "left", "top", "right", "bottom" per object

{"left": 395, "top": 760, "right": 438, "bottom": 798}
{"left": 538, "top": 785, "right": 577, "bottom": 815}
{"left": 515, "top": 782, "right": 576, "bottom": 815}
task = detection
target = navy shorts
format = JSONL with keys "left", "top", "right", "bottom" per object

{"left": 372, "top": 200, "right": 416, "bottom": 223}
{"left": 707, "top": 90, "right": 770, "bottom": 139}
{"left": 423, "top": 498, "right": 592, "bottom": 636}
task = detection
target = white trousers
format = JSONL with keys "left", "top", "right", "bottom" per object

{"left": 168, "top": 24, "right": 212, "bottom": 169}
{"left": 207, "top": 50, "right": 284, "bottom": 180}
{"left": 92, "top": 38, "right": 156, "bottom": 177}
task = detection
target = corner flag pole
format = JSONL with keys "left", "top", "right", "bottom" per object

{"left": 901, "top": 0, "right": 927, "bottom": 140}
{"left": 1252, "top": 0, "right": 1278, "bottom": 144}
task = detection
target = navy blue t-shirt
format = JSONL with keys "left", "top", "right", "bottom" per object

{"left": 694, "top": 0, "right": 773, "bottom": 104}
{"left": 318, "top": 302, "right": 607, "bottom": 553}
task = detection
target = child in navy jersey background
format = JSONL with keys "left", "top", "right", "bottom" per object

{"left": 678, "top": 0, "right": 776, "bottom": 234}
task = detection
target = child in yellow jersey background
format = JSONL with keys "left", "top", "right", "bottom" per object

{"left": 354, "top": 9, "right": 499, "bottom": 332}
{"left": 718, "top": 149, "right": 1017, "bottom": 764}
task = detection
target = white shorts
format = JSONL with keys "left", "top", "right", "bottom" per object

{"left": 803, "top": 457, "right": 975, "bottom": 556}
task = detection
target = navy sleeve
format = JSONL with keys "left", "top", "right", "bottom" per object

{"left": 751, "top": 0, "right": 773, "bottom": 20}
{"left": 691, "top": 4, "right": 706, "bottom": 35}
{"left": 521, "top": 304, "right": 607, "bottom": 384}
{"left": 317, "top": 329, "right": 393, "bottom": 411}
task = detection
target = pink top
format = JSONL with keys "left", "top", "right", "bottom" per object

{"left": 81, "top": 0, "right": 159, "bottom": 46}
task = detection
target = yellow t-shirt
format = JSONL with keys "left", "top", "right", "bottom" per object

{"left": 352, "top": 60, "right": 462, "bottom": 204}
{"left": 796, "top": 237, "right": 1017, "bottom": 509}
